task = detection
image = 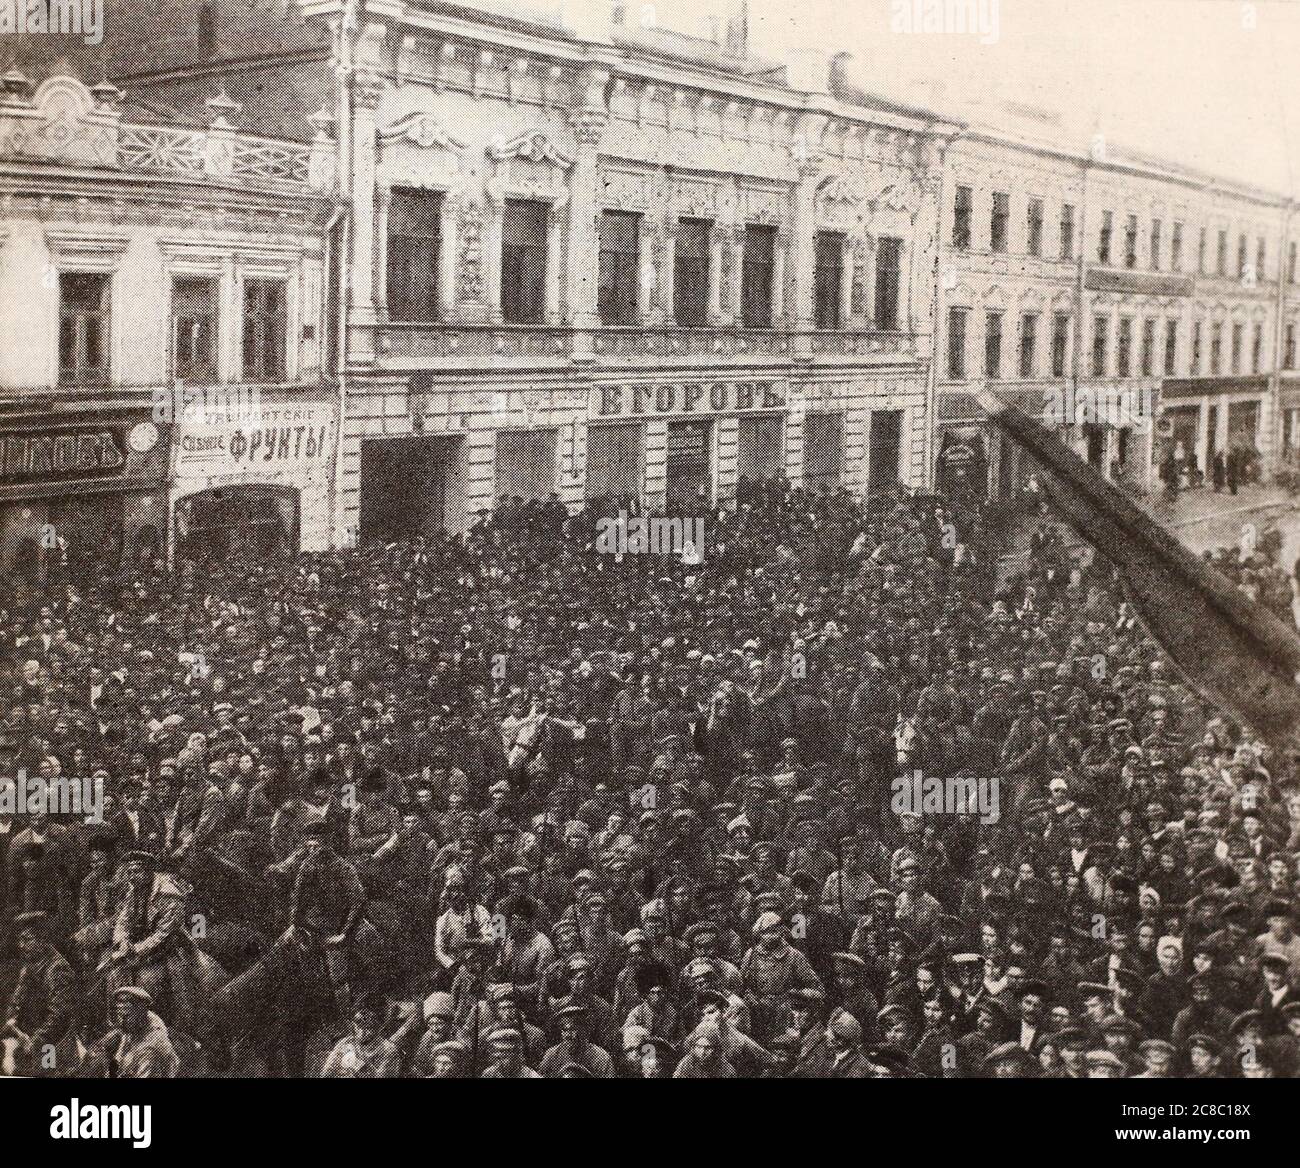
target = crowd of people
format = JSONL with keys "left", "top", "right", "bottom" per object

{"left": 1201, "top": 529, "right": 1300, "bottom": 629}
{"left": 2, "top": 473, "right": 1299, "bottom": 1080}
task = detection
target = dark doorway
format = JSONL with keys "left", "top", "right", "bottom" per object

{"left": 360, "top": 436, "right": 453, "bottom": 543}
{"left": 868, "top": 409, "right": 904, "bottom": 492}
{"left": 175, "top": 485, "right": 299, "bottom": 563}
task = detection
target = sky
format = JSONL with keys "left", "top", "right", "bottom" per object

{"left": 741, "top": 0, "right": 1300, "bottom": 194}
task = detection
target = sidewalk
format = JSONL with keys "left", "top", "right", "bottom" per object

{"left": 994, "top": 478, "right": 1300, "bottom": 580}
{"left": 1146, "top": 482, "right": 1300, "bottom": 557}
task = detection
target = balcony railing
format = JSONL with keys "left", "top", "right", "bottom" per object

{"left": 0, "top": 72, "right": 336, "bottom": 193}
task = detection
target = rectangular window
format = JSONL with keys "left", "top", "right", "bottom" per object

{"left": 673, "top": 217, "right": 710, "bottom": 327}
{"left": 1026, "top": 199, "right": 1043, "bottom": 257}
{"left": 1059, "top": 203, "right": 1075, "bottom": 260}
{"left": 1198, "top": 227, "right": 1207, "bottom": 275}
{"left": 598, "top": 209, "right": 640, "bottom": 326}
{"left": 1290, "top": 241, "right": 1298, "bottom": 284}
{"left": 501, "top": 198, "right": 548, "bottom": 324}
{"left": 58, "top": 272, "right": 110, "bottom": 385}
{"left": 874, "top": 236, "right": 902, "bottom": 331}
{"left": 814, "top": 231, "right": 845, "bottom": 329}
{"left": 1124, "top": 214, "right": 1138, "bottom": 269}
{"left": 386, "top": 187, "right": 442, "bottom": 323}
{"left": 242, "top": 278, "right": 286, "bottom": 382}
{"left": 1051, "top": 312, "right": 1069, "bottom": 378}
{"left": 1092, "top": 314, "right": 1109, "bottom": 377}
{"left": 1149, "top": 219, "right": 1162, "bottom": 270}
{"left": 990, "top": 192, "right": 1010, "bottom": 253}
{"left": 1211, "top": 323, "right": 1223, "bottom": 374}
{"left": 953, "top": 185, "right": 972, "bottom": 250}
{"left": 1098, "top": 210, "right": 1113, "bottom": 264}
{"left": 172, "top": 275, "right": 218, "bottom": 384}
{"left": 1164, "top": 320, "right": 1178, "bottom": 376}
{"left": 1019, "top": 312, "right": 1037, "bottom": 378}
{"left": 1217, "top": 230, "right": 1228, "bottom": 276}
{"left": 1256, "top": 237, "right": 1266, "bottom": 283}
{"left": 1252, "top": 322, "right": 1264, "bottom": 373}
{"left": 1171, "top": 221, "right": 1183, "bottom": 271}
{"left": 1231, "top": 323, "right": 1243, "bottom": 373}
{"left": 1141, "top": 319, "right": 1155, "bottom": 377}
{"left": 1238, "top": 234, "right": 1249, "bottom": 279}
{"left": 947, "top": 307, "right": 967, "bottom": 379}
{"left": 1192, "top": 321, "right": 1203, "bottom": 373}
{"left": 740, "top": 223, "right": 776, "bottom": 329}
{"left": 1117, "top": 316, "right": 1132, "bottom": 377}
{"left": 1287, "top": 323, "right": 1297, "bottom": 370}
{"left": 984, "top": 311, "right": 1003, "bottom": 379}
{"left": 803, "top": 411, "right": 843, "bottom": 491}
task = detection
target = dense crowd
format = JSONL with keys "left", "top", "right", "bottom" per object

{"left": 3, "top": 476, "right": 1299, "bottom": 1080}
{"left": 1201, "top": 530, "right": 1300, "bottom": 628}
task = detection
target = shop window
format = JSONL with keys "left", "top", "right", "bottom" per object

{"left": 803, "top": 411, "right": 843, "bottom": 492}
{"left": 495, "top": 428, "right": 557, "bottom": 504}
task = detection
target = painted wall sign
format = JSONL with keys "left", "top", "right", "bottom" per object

{"left": 592, "top": 381, "right": 787, "bottom": 418}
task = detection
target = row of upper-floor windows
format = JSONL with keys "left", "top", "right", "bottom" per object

{"left": 945, "top": 306, "right": 1298, "bottom": 380}
{"left": 57, "top": 271, "right": 288, "bottom": 387}
{"left": 386, "top": 188, "right": 905, "bottom": 330}
{"left": 951, "top": 185, "right": 1300, "bottom": 283}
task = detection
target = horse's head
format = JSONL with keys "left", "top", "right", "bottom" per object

{"left": 893, "top": 716, "right": 918, "bottom": 766}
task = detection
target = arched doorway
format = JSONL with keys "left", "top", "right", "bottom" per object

{"left": 175, "top": 485, "right": 300, "bottom": 564}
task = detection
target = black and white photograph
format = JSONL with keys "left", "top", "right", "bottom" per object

{"left": 0, "top": 0, "right": 1297, "bottom": 1145}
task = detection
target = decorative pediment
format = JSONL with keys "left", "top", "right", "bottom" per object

{"left": 378, "top": 112, "right": 467, "bottom": 152}
{"left": 868, "top": 179, "right": 921, "bottom": 215}
{"left": 817, "top": 175, "right": 860, "bottom": 208}
{"left": 489, "top": 130, "right": 573, "bottom": 168}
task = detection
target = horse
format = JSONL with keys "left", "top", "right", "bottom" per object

{"left": 894, "top": 714, "right": 924, "bottom": 770}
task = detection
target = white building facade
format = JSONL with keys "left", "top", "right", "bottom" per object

{"left": 296, "top": 2, "right": 955, "bottom": 541}
{"left": 0, "top": 70, "right": 341, "bottom": 572}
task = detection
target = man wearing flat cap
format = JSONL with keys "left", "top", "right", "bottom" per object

{"left": 107, "top": 851, "right": 225, "bottom": 1042}
{"left": 985, "top": 1040, "right": 1035, "bottom": 1078}
{"left": 539, "top": 1002, "right": 615, "bottom": 1078}
{"left": 787, "top": 985, "right": 831, "bottom": 1078}
{"left": 740, "top": 910, "right": 823, "bottom": 1044}
{"left": 86, "top": 986, "right": 179, "bottom": 1079}
{"left": 480, "top": 1026, "right": 540, "bottom": 1078}
{"left": 3, "top": 910, "right": 77, "bottom": 1076}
